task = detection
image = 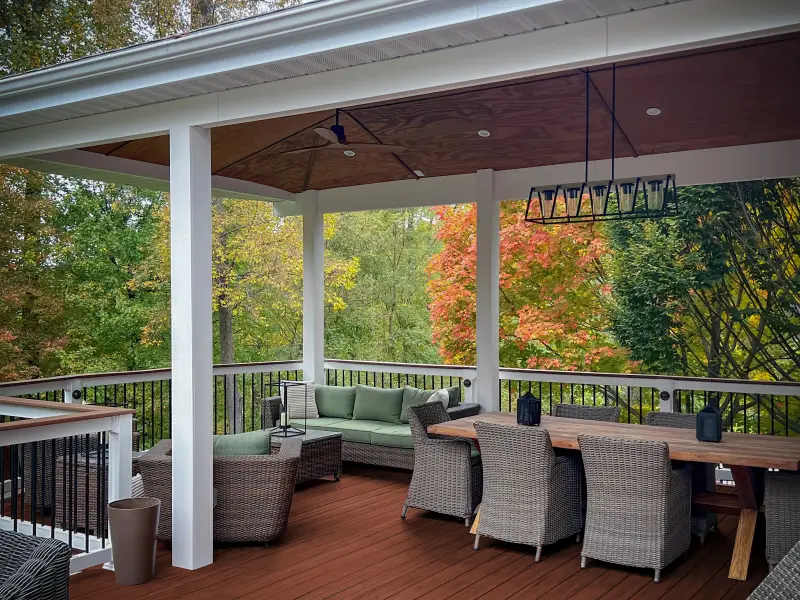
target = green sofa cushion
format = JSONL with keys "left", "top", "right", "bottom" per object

{"left": 328, "top": 420, "right": 389, "bottom": 443}
{"left": 352, "top": 385, "right": 403, "bottom": 424}
{"left": 315, "top": 385, "right": 356, "bottom": 419}
{"left": 370, "top": 424, "right": 414, "bottom": 449}
{"left": 212, "top": 430, "right": 271, "bottom": 456}
{"left": 400, "top": 387, "right": 435, "bottom": 423}
{"left": 446, "top": 386, "right": 461, "bottom": 408}
{"left": 290, "top": 417, "right": 350, "bottom": 431}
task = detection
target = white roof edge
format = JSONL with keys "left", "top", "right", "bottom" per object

{"left": 0, "top": 0, "right": 560, "bottom": 104}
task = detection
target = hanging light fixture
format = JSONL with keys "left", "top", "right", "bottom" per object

{"left": 525, "top": 64, "right": 678, "bottom": 224}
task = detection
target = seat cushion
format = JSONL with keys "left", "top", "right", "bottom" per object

{"left": 291, "top": 417, "right": 350, "bottom": 431}
{"left": 315, "top": 385, "right": 356, "bottom": 419}
{"left": 400, "top": 387, "right": 435, "bottom": 423}
{"left": 352, "top": 385, "right": 403, "bottom": 424}
{"left": 212, "top": 430, "right": 271, "bottom": 456}
{"left": 370, "top": 424, "right": 414, "bottom": 449}
{"left": 329, "top": 420, "right": 390, "bottom": 443}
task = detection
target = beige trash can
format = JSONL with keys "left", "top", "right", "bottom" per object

{"left": 108, "top": 497, "right": 161, "bottom": 585}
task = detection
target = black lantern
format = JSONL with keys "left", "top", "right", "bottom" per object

{"left": 517, "top": 392, "right": 542, "bottom": 426}
{"left": 696, "top": 403, "right": 722, "bottom": 443}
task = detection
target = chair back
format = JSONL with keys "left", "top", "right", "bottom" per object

{"left": 578, "top": 434, "right": 672, "bottom": 509}
{"left": 475, "top": 421, "right": 555, "bottom": 509}
{"left": 553, "top": 404, "right": 620, "bottom": 422}
{"left": 407, "top": 402, "right": 450, "bottom": 447}
{"left": 646, "top": 411, "right": 696, "bottom": 429}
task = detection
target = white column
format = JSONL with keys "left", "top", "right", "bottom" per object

{"left": 301, "top": 190, "right": 325, "bottom": 385}
{"left": 475, "top": 169, "right": 500, "bottom": 412}
{"left": 169, "top": 125, "right": 214, "bottom": 570}
{"left": 108, "top": 413, "right": 133, "bottom": 503}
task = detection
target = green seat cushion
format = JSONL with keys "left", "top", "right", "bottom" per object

{"left": 370, "top": 424, "right": 414, "bottom": 449}
{"left": 290, "top": 417, "right": 350, "bottom": 431}
{"left": 328, "top": 420, "right": 389, "bottom": 443}
{"left": 446, "top": 386, "right": 461, "bottom": 408}
{"left": 212, "top": 430, "right": 271, "bottom": 456}
{"left": 400, "top": 387, "right": 435, "bottom": 423}
{"left": 352, "top": 385, "right": 403, "bottom": 424}
{"left": 315, "top": 385, "right": 356, "bottom": 419}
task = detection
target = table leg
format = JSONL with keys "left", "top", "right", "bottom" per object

{"left": 728, "top": 466, "right": 759, "bottom": 581}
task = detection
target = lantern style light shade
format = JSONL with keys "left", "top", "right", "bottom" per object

{"left": 590, "top": 183, "right": 610, "bottom": 216}
{"left": 565, "top": 185, "right": 584, "bottom": 217}
{"left": 615, "top": 178, "right": 639, "bottom": 213}
{"left": 540, "top": 186, "right": 559, "bottom": 220}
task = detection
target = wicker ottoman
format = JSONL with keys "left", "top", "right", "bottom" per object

{"left": 270, "top": 430, "right": 342, "bottom": 484}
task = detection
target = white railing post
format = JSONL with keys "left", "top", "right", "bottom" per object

{"left": 659, "top": 381, "right": 675, "bottom": 412}
{"left": 108, "top": 413, "right": 133, "bottom": 503}
{"left": 475, "top": 169, "right": 500, "bottom": 412}
{"left": 63, "top": 378, "right": 83, "bottom": 404}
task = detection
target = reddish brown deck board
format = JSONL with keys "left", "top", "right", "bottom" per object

{"left": 69, "top": 465, "right": 767, "bottom": 600}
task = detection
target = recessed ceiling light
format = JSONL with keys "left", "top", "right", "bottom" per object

{"left": 343, "top": 150, "right": 356, "bottom": 156}
{"left": 477, "top": 130, "right": 491, "bottom": 138}
{"left": 646, "top": 107, "right": 662, "bottom": 116}
{"left": 413, "top": 170, "right": 425, "bottom": 177}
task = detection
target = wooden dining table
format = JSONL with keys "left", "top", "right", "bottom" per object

{"left": 428, "top": 411, "right": 800, "bottom": 581}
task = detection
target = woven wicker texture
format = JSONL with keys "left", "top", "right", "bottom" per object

{"left": 578, "top": 434, "right": 691, "bottom": 574}
{"left": 474, "top": 421, "right": 582, "bottom": 553}
{"left": 764, "top": 470, "right": 800, "bottom": 568}
{"left": 137, "top": 438, "right": 301, "bottom": 544}
{"left": 403, "top": 403, "right": 482, "bottom": 521}
{"left": 749, "top": 538, "right": 800, "bottom": 599}
{"left": 272, "top": 434, "right": 342, "bottom": 483}
{"left": 646, "top": 411, "right": 718, "bottom": 541}
{"left": 0, "top": 530, "right": 71, "bottom": 600}
{"left": 553, "top": 404, "right": 621, "bottom": 422}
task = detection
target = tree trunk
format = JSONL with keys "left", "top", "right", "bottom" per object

{"left": 218, "top": 298, "right": 243, "bottom": 433}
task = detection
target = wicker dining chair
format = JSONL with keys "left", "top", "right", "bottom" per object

{"left": 764, "top": 471, "right": 800, "bottom": 570}
{"left": 749, "top": 538, "right": 800, "bottom": 599}
{"left": 473, "top": 421, "right": 582, "bottom": 561}
{"left": 646, "top": 411, "right": 718, "bottom": 545}
{"left": 578, "top": 434, "right": 691, "bottom": 583}
{"left": 553, "top": 404, "right": 620, "bottom": 422}
{"left": 0, "top": 530, "right": 71, "bottom": 600}
{"left": 138, "top": 438, "right": 301, "bottom": 544}
{"left": 402, "top": 403, "right": 482, "bottom": 526}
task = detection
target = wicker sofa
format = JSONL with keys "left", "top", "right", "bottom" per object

{"left": 262, "top": 384, "right": 480, "bottom": 470}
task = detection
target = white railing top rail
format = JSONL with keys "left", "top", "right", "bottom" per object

{"left": 324, "top": 359, "right": 475, "bottom": 378}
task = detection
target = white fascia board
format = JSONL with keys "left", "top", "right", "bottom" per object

{"left": 0, "top": 0, "right": 561, "bottom": 118}
{"left": 308, "top": 141, "right": 800, "bottom": 213}
{"left": 6, "top": 149, "right": 293, "bottom": 202}
{"left": 1, "top": 0, "right": 799, "bottom": 160}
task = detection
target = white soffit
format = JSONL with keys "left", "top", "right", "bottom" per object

{"left": 0, "top": 0, "right": 686, "bottom": 133}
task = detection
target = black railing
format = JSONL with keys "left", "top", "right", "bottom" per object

{"left": 675, "top": 389, "right": 799, "bottom": 436}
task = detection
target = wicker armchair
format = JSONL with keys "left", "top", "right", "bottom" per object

{"left": 553, "top": 404, "right": 620, "bottom": 422}
{"left": 578, "top": 434, "right": 691, "bottom": 583}
{"left": 473, "top": 421, "right": 582, "bottom": 561}
{"left": 749, "top": 538, "right": 800, "bottom": 599}
{"left": 402, "top": 403, "right": 482, "bottom": 526}
{"left": 764, "top": 471, "right": 800, "bottom": 570}
{"left": 645, "top": 412, "right": 718, "bottom": 545}
{"left": 0, "top": 530, "right": 71, "bottom": 600}
{"left": 137, "top": 438, "right": 301, "bottom": 544}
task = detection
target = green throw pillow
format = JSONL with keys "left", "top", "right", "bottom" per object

{"left": 315, "top": 385, "right": 356, "bottom": 419}
{"left": 352, "top": 385, "right": 404, "bottom": 424}
{"left": 400, "top": 386, "right": 435, "bottom": 423}
{"left": 446, "top": 386, "right": 461, "bottom": 408}
{"left": 212, "top": 430, "right": 271, "bottom": 456}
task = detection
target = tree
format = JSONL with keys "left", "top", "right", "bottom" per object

{"left": 427, "top": 201, "right": 628, "bottom": 372}
{"left": 326, "top": 209, "right": 441, "bottom": 364}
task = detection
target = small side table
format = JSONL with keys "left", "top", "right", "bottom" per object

{"left": 271, "top": 430, "right": 342, "bottom": 484}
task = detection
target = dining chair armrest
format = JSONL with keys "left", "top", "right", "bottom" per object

{"left": 447, "top": 403, "right": 481, "bottom": 419}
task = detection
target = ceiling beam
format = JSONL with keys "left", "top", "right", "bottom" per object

{"left": 286, "top": 140, "right": 800, "bottom": 215}
{"left": 8, "top": 149, "right": 294, "bottom": 203}
{"left": 1, "top": 0, "right": 798, "bottom": 160}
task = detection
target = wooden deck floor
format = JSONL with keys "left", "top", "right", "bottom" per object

{"left": 69, "top": 466, "right": 767, "bottom": 600}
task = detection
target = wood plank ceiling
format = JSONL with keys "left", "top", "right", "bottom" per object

{"left": 83, "top": 35, "right": 800, "bottom": 194}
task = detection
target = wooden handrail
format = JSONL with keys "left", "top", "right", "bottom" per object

{"left": 0, "top": 396, "right": 134, "bottom": 432}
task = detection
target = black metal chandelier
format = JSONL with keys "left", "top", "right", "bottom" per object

{"left": 525, "top": 65, "right": 678, "bottom": 225}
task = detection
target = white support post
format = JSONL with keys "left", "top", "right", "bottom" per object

{"left": 659, "top": 381, "right": 676, "bottom": 413}
{"left": 475, "top": 169, "right": 500, "bottom": 412}
{"left": 108, "top": 414, "right": 133, "bottom": 503}
{"left": 169, "top": 125, "right": 214, "bottom": 570}
{"left": 301, "top": 190, "right": 325, "bottom": 385}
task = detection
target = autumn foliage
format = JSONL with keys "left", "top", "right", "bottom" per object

{"left": 427, "top": 201, "right": 629, "bottom": 371}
